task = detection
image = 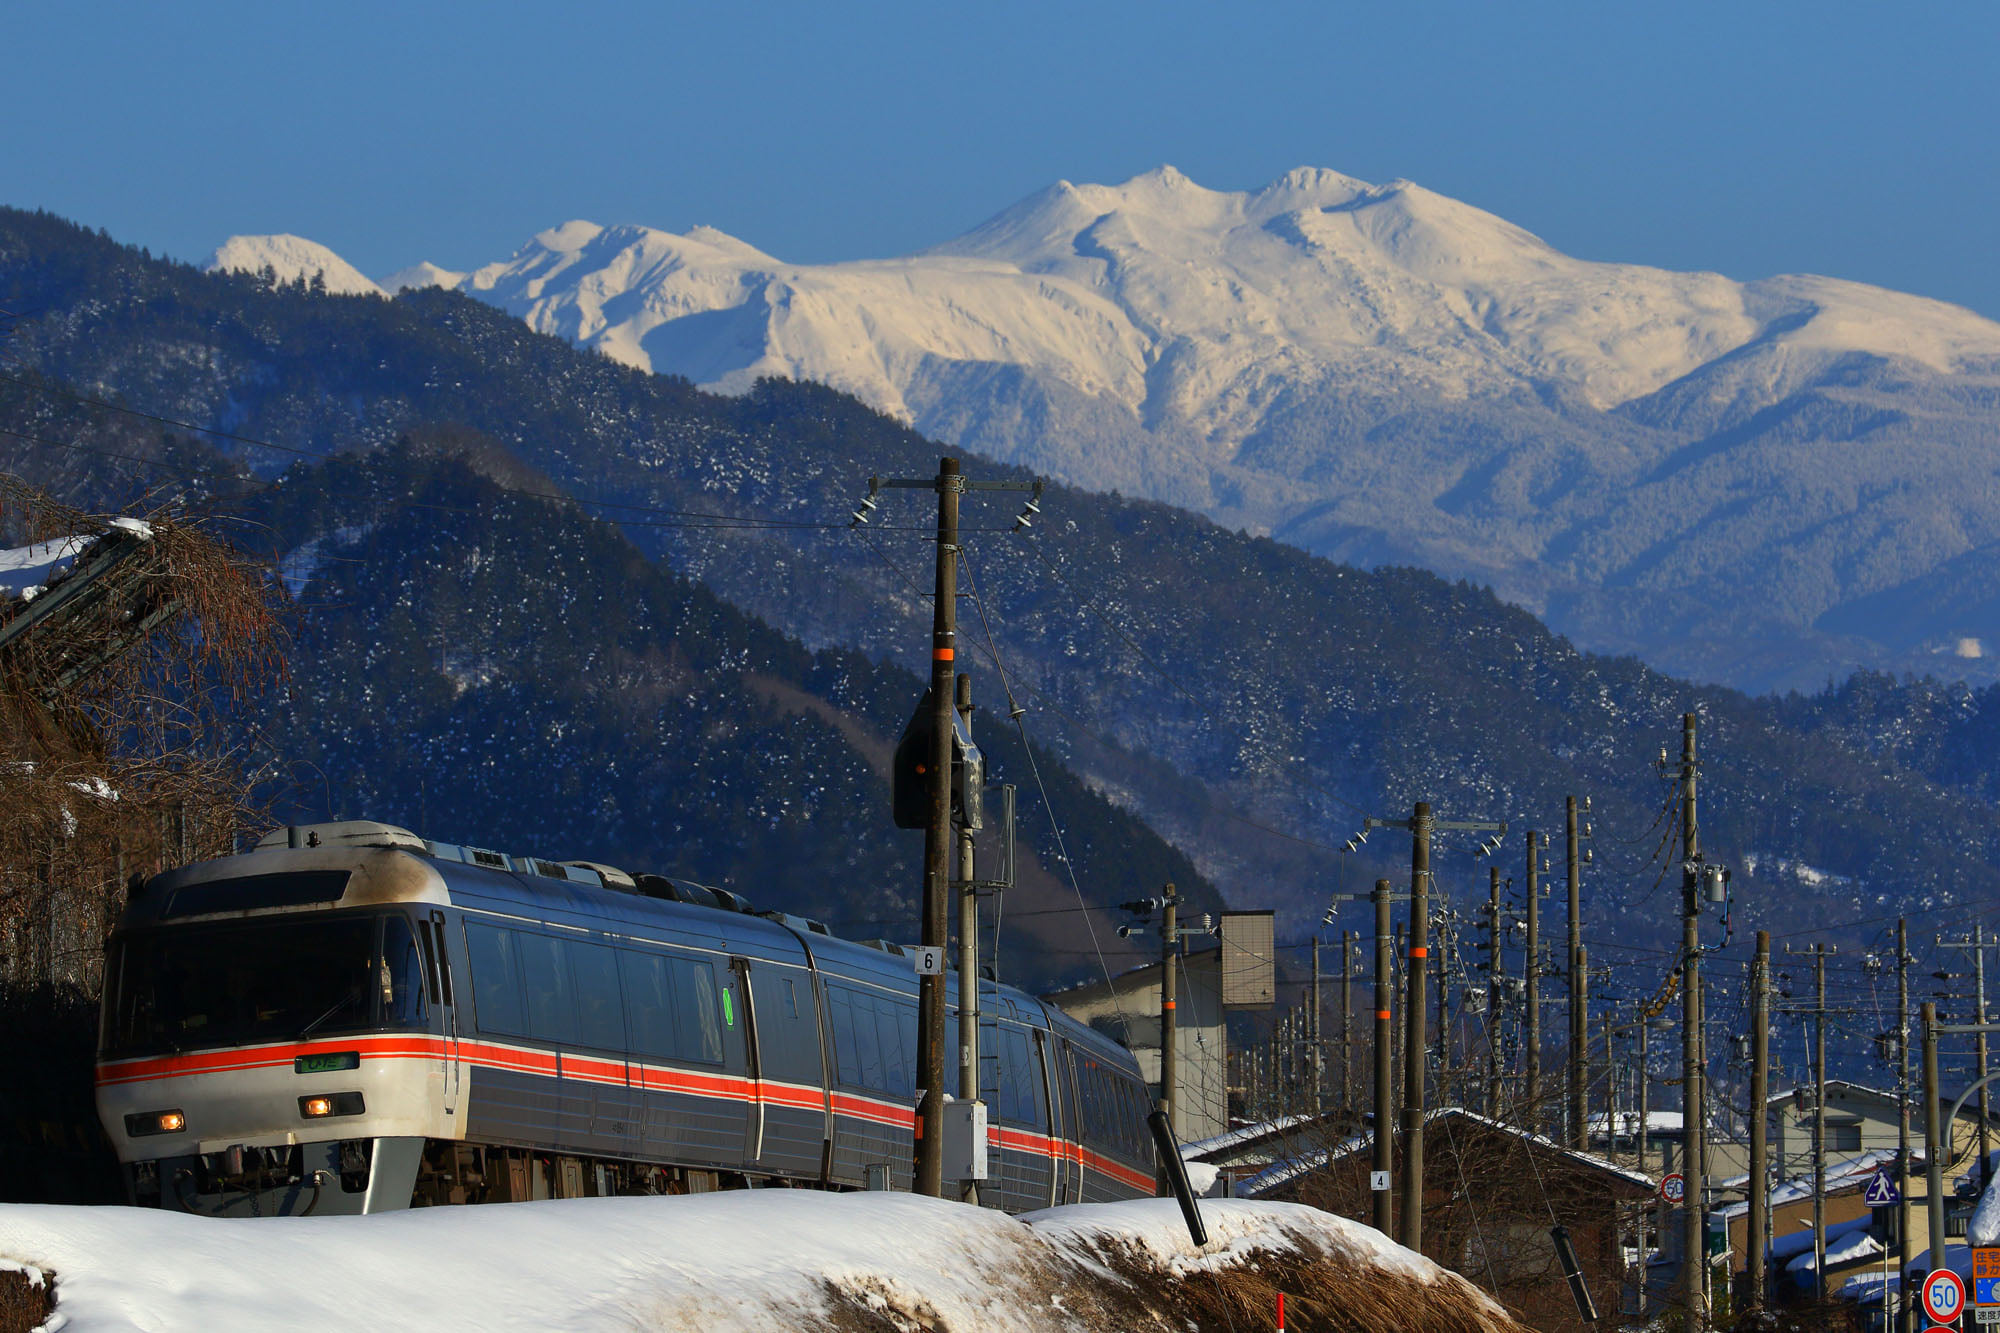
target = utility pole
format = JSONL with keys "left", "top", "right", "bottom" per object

{"left": 1897, "top": 918, "right": 1912, "bottom": 1333}
{"left": 1568, "top": 795, "right": 1587, "bottom": 1150}
{"left": 1924, "top": 1001, "right": 1944, "bottom": 1277}
{"left": 1311, "top": 936, "right": 1324, "bottom": 1113}
{"left": 860, "top": 458, "right": 1040, "bottom": 1199}
{"left": 1677, "top": 712, "right": 1708, "bottom": 1330}
{"left": 1160, "top": 889, "right": 1178, "bottom": 1141}
{"left": 1399, "top": 801, "right": 1432, "bottom": 1252}
{"left": 1526, "top": 828, "right": 1543, "bottom": 1130}
{"left": 1748, "top": 931, "right": 1770, "bottom": 1313}
{"left": 1356, "top": 803, "right": 1501, "bottom": 1250}
{"left": 915, "top": 458, "right": 960, "bottom": 1198}
{"left": 955, "top": 673, "right": 980, "bottom": 1206}
{"left": 1814, "top": 943, "right": 1830, "bottom": 1291}
{"left": 1341, "top": 930, "right": 1353, "bottom": 1114}
{"left": 1637, "top": 1015, "right": 1649, "bottom": 1177}
{"left": 1486, "top": 865, "right": 1503, "bottom": 1117}
{"left": 1373, "top": 877, "right": 1394, "bottom": 1236}
{"left": 1940, "top": 924, "right": 1995, "bottom": 1189}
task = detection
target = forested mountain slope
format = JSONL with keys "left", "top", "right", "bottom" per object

{"left": 2, "top": 206, "right": 1994, "bottom": 977}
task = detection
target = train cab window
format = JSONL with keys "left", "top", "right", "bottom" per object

{"left": 517, "top": 933, "right": 577, "bottom": 1045}
{"left": 570, "top": 941, "right": 624, "bottom": 1051}
{"left": 379, "top": 915, "right": 428, "bottom": 1028}
{"left": 465, "top": 922, "right": 526, "bottom": 1036}
{"left": 102, "top": 914, "right": 391, "bottom": 1055}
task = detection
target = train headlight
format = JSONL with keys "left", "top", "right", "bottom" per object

{"left": 124, "top": 1109, "right": 186, "bottom": 1137}
{"left": 298, "top": 1092, "right": 365, "bottom": 1119}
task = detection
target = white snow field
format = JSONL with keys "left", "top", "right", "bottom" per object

{"left": 0, "top": 1193, "right": 1523, "bottom": 1333}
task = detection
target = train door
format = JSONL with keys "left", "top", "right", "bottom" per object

{"left": 740, "top": 960, "right": 825, "bottom": 1181}
{"left": 426, "top": 910, "right": 461, "bottom": 1119}
{"left": 726, "top": 958, "right": 765, "bottom": 1165}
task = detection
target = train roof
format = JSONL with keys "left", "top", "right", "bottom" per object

{"left": 127, "top": 821, "right": 1063, "bottom": 1027}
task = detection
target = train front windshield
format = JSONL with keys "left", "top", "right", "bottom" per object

{"left": 103, "top": 913, "right": 428, "bottom": 1056}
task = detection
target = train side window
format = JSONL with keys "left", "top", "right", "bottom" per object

{"left": 618, "top": 950, "right": 676, "bottom": 1062}
{"left": 667, "top": 957, "right": 723, "bottom": 1065}
{"left": 516, "top": 932, "right": 576, "bottom": 1045}
{"left": 569, "top": 940, "right": 624, "bottom": 1051}
{"left": 828, "top": 987, "right": 865, "bottom": 1087}
{"left": 465, "top": 922, "right": 526, "bottom": 1036}
{"left": 873, "top": 1000, "right": 907, "bottom": 1098}
{"left": 415, "top": 919, "right": 442, "bottom": 1008}
{"left": 378, "top": 915, "right": 428, "bottom": 1028}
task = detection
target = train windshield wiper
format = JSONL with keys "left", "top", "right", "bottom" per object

{"left": 295, "top": 994, "right": 357, "bottom": 1043}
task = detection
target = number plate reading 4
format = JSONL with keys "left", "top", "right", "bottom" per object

{"left": 294, "top": 1051, "right": 361, "bottom": 1075}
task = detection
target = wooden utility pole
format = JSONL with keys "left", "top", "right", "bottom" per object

{"left": 1567, "top": 795, "right": 1587, "bottom": 1149}
{"left": 1677, "top": 712, "right": 1707, "bottom": 1329}
{"left": 1372, "top": 878, "right": 1394, "bottom": 1235}
{"left": 1637, "top": 1016, "right": 1649, "bottom": 1177}
{"left": 1941, "top": 924, "right": 1995, "bottom": 1190}
{"left": 1748, "top": 931, "right": 1770, "bottom": 1311}
{"left": 915, "top": 457, "right": 960, "bottom": 1198}
{"left": 1526, "top": 828, "right": 1543, "bottom": 1129}
{"left": 1897, "top": 918, "right": 1912, "bottom": 1333}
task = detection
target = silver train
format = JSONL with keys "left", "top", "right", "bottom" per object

{"left": 94, "top": 821, "right": 1158, "bottom": 1216}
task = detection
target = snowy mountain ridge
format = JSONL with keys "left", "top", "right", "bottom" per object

{"left": 207, "top": 167, "right": 2000, "bottom": 689}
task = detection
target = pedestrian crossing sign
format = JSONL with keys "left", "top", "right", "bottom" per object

{"left": 1864, "top": 1169, "right": 1901, "bottom": 1207}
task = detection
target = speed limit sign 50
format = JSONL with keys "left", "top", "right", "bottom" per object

{"left": 1922, "top": 1268, "right": 1965, "bottom": 1325}
{"left": 1657, "top": 1173, "right": 1686, "bottom": 1205}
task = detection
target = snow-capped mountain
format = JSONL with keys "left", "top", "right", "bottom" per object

{"left": 215, "top": 168, "right": 2000, "bottom": 688}
{"left": 206, "top": 234, "right": 383, "bottom": 296}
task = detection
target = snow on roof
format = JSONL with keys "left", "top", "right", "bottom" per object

{"left": 1182, "top": 1112, "right": 1319, "bottom": 1159}
{"left": 1786, "top": 1223, "right": 1882, "bottom": 1274}
{"left": 1968, "top": 1161, "right": 2000, "bottom": 1247}
{"left": 1237, "top": 1105, "right": 1653, "bottom": 1198}
{"left": 1714, "top": 1147, "right": 1903, "bottom": 1221}
{"left": 0, "top": 536, "right": 87, "bottom": 602}
{"left": 0, "top": 1191, "right": 1521, "bottom": 1333}
{"left": 1586, "top": 1110, "right": 1684, "bottom": 1135}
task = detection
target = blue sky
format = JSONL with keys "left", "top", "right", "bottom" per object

{"left": 10, "top": 2, "right": 1999, "bottom": 316}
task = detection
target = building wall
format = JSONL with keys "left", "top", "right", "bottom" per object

{"left": 1044, "top": 951, "right": 1229, "bottom": 1142}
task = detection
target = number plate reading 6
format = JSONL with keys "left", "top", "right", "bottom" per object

{"left": 294, "top": 1051, "right": 361, "bottom": 1075}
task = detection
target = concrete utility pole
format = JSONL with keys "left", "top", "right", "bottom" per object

{"left": 1160, "top": 888, "right": 1179, "bottom": 1137}
{"left": 1814, "top": 944, "right": 1830, "bottom": 1291}
{"left": 1486, "top": 865, "right": 1503, "bottom": 1117}
{"left": 915, "top": 458, "right": 961, "bottom": 1198}
{"left": 1924, "top": 1001, "right": 1945, "bottom": 1277}
{"left": 1311, "top": 936, "right": 1324, "bottom": 1113}
{"left": 1677, "top": 712, "right": 1708, "bottom": 1330}
{"left": 1399, "top": 802, "right": 1432, "bottom": 1251}
{"left": 1941, "top": 924, "right": 1996, "bottom": 1190}
{"left": 1748, "top": 931, "right": 1771, "bottom": 1312}
{"left": 1373, "top": 878, "right": 1394, "bottom": 1236}
{"left": 1526, "top": 828, "right": 1543, "bottom": 1129}
{"left": 1637, "top": 1016, "right": 1650, "bottom": 1177}
{"left": 1341, "top": 930, "right": 1353, "bottom": 1113}
{"left": 1897, "top": 918, "right": 1912, "bottom": 1333}
{"left": 955, "top": 674, "right": 980, "bottom": 1206}
{"left": 863, "top": 457, "right": 1039, "bottom": 1198}
{"left": 1568, "top": 795, "right": 1587, "bottom": 1150}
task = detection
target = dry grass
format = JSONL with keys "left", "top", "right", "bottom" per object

{"left": 0, "top": 1267, "right": 52, "bottom": 1333}
{"left": 809, "top": 1222, "right": 1535, "bottom": 1333}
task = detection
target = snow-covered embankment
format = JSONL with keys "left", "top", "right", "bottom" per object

{"left": 0, "top": 1193, "right": 1527, "bottom": 1333}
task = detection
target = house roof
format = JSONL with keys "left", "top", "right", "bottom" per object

{"left": 1236, "top": 1105, "right": 1655, "bottom": 1198}
{"left": 1182, "top": 1113, "right": 1323, "bottom": 1161}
